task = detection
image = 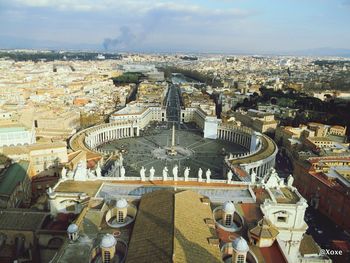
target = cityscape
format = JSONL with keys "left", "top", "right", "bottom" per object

{"left": 0, "top": 1, "right": 350, "bottom": 263}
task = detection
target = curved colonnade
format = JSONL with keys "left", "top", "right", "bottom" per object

{"left": 69, "top": 120, "right": 138, "bottom": 156}
{"left": 217, "top": 123, "right": 278, "bottom": 180}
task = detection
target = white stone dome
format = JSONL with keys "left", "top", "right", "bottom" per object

{"left": 67, "top": 223, "right": 78, "bottom": 233}
{"left": 232, "top": 237, "right": 249, "bottom": 252}
{"left": 223, "top": 201, "right": 235, "bottom": 213}
{"left": 116, "top": 199, "right": 128, "bottom": 209}
{"left": 101, "top": 234, "right": 116, "bottom": 248}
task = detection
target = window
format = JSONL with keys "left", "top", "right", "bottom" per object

{"left": 225, "top": 214, "right": 232, "bottom": 226}
{"left": 104, "top": 251, "right": 111, "bottom": 263}
{"left": 117, "top": 211, "right": 124, "bottom": 223}
{"left": 237, "top": 254, "right": 245, "bottom": 263}
{"left": 277, "top": 216, "right": 287, "bottom": 223}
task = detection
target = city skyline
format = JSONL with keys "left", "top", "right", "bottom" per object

{"left": 1, "top": 0, "right": 350, "bottom": 56}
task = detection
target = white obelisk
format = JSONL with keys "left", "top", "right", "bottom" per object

{"left": 168, "top": 123, "right": 177, "bottom": 156}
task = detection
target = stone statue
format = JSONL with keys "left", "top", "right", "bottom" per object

{"left": 229, "top": 153, "right": 233, "bottom": 159}
{"left": 227, "top": 170, "right": 233, "bottom": 183}
{"left": 61, "top": 166, "right": 67, "bottom": 179}
{"left": 140, "top": 166, "right": 146, "bottom": 181}
{"left": 206, "top": 169, "right": 211, "bottom": 183}
{"left": 173, "top": 165, "right": 178, "bottom": 181}
{"left": 120, "top": 166, "right": 126, "bottom": 179}
{"left": 95, "top": 163, "right": 102, "bottom": 177}
{"left": 149, "top": 166, "right": 155, "bottom": 181}
{"left": 163, "top": 166, "right": 168, "bottom": 181}
{"left": 119, "top": 153, "right": 124, "bottom": 166}
{"left": 198, "top": 168, "right": 203, "bottom": 182}
{"left": 287, "top": 174, "right": 294, "bottom": 187}
{"left": 251, "top": 171, "right": 256, "bottom": 184}
{"left": 184, "top": 167, "right": 190, "bottom": 181}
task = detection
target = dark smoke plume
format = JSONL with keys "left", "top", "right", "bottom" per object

{"left": 103, "top": 26, "right": 136, "bottom": 50}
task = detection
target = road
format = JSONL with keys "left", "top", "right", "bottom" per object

{"left": 166, "top": 83, "right": 181, "bottom": 128}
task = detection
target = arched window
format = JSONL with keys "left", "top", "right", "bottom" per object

{"left": 237, "top": 254, "right": 245, "bottom": 263}
{"left": 117, "top": 211, "right": 124, "bottom": 223}
{"left": 225, "top": 214, "right": 232, "bottom": 226}
{"left": 104, "top": 251, "right": 111, "bottom": 263}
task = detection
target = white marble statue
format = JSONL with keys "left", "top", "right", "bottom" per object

{"left": 74, "top": 161, "right": 88, "bottom": 181}
{"left": 149, "top": 166, "right": 155, "bottom": 181}
{"left": 206, "top": 169, "right": 211, "bottom": 183}
{"left": 287, "top": 174, "right": 294, "bottom": 187}
{"left": 96, "top": 163, "right": 102, "bottom": 177}
{"left": 251, "top": 171, "right": 256, "bottom": 184}
{"left": 61, "top": 166, "right": 67, "bottom": 179}
{"left": 120, "top": 166, "right": 126, "bottom": 179}
{"left": 265, "top": 168, "right": 280, "bottom": 188}
{"left": 140, "top": 166, "right": 146, "bottom": 181}
{"left": 184, "top": 167, "right": 190, "bottom": 181}
{"left": 227, "top": 170, "right": 233, "bottom": 183}
{"left": 119, "top": 153, "right": 124, "bottom": 166}
{"left": 173, "top": 165, "right": 178, "bottom": 181}
{"left": 163, "top": 166, "right": 168, "bottom": 181}
{"left": 198, "top": 168, "right": 203, "bottom": 182}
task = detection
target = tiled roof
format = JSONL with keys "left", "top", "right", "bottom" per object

{"left": 173, "top": 191, "right": 221, "bottom": 263}
{"left": 126, "top": 189, "right": 222, "bottom": 263}
{"left": 299, "top": 234, "right": 320, "bottom": 256}
{"left": 249, "top": 218, "right": 279, "bottom": 239}
{"left": 0, "top": 209, "right": 49, "bottom": 230}
{"left": 125, "top": 190, "right": 174, "bottom": 263}
{"left": 0, "top": 161, "right": 29, "bottom": 195}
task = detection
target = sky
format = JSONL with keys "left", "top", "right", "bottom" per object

{"left": 0, "top": 0, "right": 350, "bottom": 54}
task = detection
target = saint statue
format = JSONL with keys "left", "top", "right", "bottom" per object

{"left": 163, "top": 166, "right": 168, "bottom": 181}
{"left": 184, "top": 167, "right": 190, "bottom": 181}
{"left": 173, "top": 165, "right": 178, "bottom": 181}
{"left": 150, "top": 166, "right": 155, "bottom": 181}
{"left": 198, "top": 168, "right": 203, "bottom": 182}
{"left": 120, "top": 165, "right": 126, "bottom": 179}
{"left": 227, "top": 169, "right": 233, "bottom": 183}
{"left": 206, "top": 169, "right": 211, "bottom": 183}
{"left": 61, "top": 166, "right": 67, "bottom": 179}
{"left": 140, "top": 166, "right": 146, "bottom": 181}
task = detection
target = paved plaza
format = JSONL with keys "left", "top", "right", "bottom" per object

{"left": 98, "top": 123, "right": 248, "bottom": 179}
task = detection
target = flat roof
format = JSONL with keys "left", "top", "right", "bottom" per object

{"left": 270, "top": 187, "right": 300, "bottom": 204}
{"left": 0, "top": 126, "right": 27, "bottom": 133}
{"left": 55, "top": 180, "right": 103, "bottom": 197}
{"left": 0, "top": 161, "right": 29, "bottom": 195}
{"left": 96, "top": 182, "right": 255, "bottom": 203}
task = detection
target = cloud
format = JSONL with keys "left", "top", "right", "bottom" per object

{"left": 342, "top": 0, "right": 350, "bottom": 6}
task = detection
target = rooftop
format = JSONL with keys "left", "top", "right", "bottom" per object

{"left": 0, "top": 126, "right": 27, "bottom": 133}
{"left": 0, "top": 209, "right": 49, "bottom": 230}
{"left": 173, "top": 191, "right": 222, "bottom": 262}
{"left": 125, "top": 190, "right": 222, "bottom": 263}
{"left": 0, "top": 161, "right": 29, "bottom": 196}
{"left": 299, "top": 235, "right": 320, "bottom": 256}
{"left": 271, "top": 187, "right": 300, "bottom": 204}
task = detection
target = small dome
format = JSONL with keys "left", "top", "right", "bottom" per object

{"left": 116, "top": 199, "right": 128, "bottom": 209}
{"left": 101, "top": 234, "right": 116, "bottom": 248}
{"left": 232, "top": 237, "right": 249, "bottom": 252}
{"left": 223, "top": 201, "right": 235, "bottom": 213}
{"left": 67, "top": 223, "right": 78, "bottom": 233}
